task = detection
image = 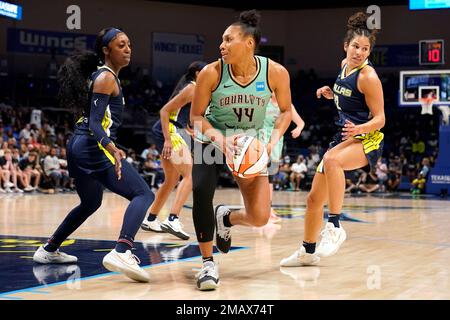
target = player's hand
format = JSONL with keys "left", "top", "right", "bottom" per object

{"left": 162, "top": 139, "right": 173, "bottom": 160}
{"left": 113, "top": 149, "right": 126, "bottom": 180}
{"left": 224, "top": 134, "right": 244, "bottom": 163}
{"left": 342, "top": 119, "right": 363, "bottom": 140}
{"left": 291, "top": 126, "right": 303, "bottom": 139}
{"left": 316, "top": 86, "right": 334, "bottom": 99}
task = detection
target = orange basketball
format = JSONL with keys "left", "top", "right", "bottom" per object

{"left": 226, "top": 135, "right": 269, "bottom": 178}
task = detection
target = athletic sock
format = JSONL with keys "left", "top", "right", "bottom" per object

{"left": 328, "top": 213, "right": 340, "bottom": 228}
{"left": 202, "top": 256, "right": 214, "bottom": 264}
{"left": 169, "top": 213, "right": 178, "bottom": 221}
{"left": 147, "top": 213, "right": 157, "bottom": 222}
{"left": 223, "top": 211, "right": 232, "bottom": 228}
{"left": 302, "top": 241, "right": 316, "bottom": 254}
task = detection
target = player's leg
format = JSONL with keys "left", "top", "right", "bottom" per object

{"left": 231, "top": 176, "right": 271, "bottom": 227}
{"left": 213, "top": 175, "right": 270, "bottom": 256}
{"left": 317, "top": 138, "right": 368, "bottom": 257}
{"left": 160, "top": 143, "right": 192, "bottom": 240}
{"left": 192, "top": 142, "right": 220, "bottom": 290}
{"left": 99, "top": 160, "right": 155, "bottom": 282}
{"left": 141, "top": 158, "right": 180, "bottom": 233}
{"left": 33, "top": 172, "right": 103, "bottom": 264}
{"left": 280, "top": 172, "right": 327, "bottom": 267}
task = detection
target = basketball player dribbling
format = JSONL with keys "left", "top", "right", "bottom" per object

{"left": 190, "top": 10, "right": 292, "bottom": 290}
{"left": 281, "top": 12, "right": 385, "bottom": 267}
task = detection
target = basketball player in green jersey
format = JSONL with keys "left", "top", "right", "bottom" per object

{"left": 190, "top": 10, "right": 292, "bottom": 290}
{"left": 262, "top": 93, "right": 305, "bottom": 223}
{"left": 281, "top": 12, "right": 385, "bottom": 267}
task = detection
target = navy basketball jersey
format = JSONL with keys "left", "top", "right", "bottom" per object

{"left": 333, "top": 59, "right": 374, "bottom": 127}
{"left": 74, "top": 65, "right": 124, "bottom": 142}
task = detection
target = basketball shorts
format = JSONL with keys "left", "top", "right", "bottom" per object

{"left": 316, "top": 130, "right": 384, "bottom": 174}
{"left": 152, "top": 122, "right": 189, "bottom": 154}
{"left": 67, "top": 134, "right": 115, "bottom": 178}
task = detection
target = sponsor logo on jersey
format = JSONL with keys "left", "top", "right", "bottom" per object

{"left": 256, "top": 82, "right": 265, "bottom": 92}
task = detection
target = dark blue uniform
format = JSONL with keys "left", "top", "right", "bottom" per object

{"left": 48, "top": 66, "right": 154, "bottom": 252}
{"left": 69, "top": 66, "right": 125, "bottom": 175}
{"left": 317, "top": 59, "right": 384, "bottom": 173}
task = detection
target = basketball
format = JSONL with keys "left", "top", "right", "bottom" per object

{"left": 226, "top": 135, "right": 269, "bottom": 178}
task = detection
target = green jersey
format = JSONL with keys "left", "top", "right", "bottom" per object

{"left": 206, "top": 55, "right": 272, "bottom": 137}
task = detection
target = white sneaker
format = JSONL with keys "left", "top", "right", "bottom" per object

{"left": 0, "top": 188, "right": 5, "bottom": 193}
{"left": 33, "top": 245, "right": 78, "bottom": 264}
{"left": 316, "top": 222, "right": 347, "bottom": 257}
{"left": 196, "top": 261, "right": 220, "bottom": 291}
{"left": 141, "top": 219, "right": 165, "bottom": 233}
{"left": 280, "top": 246, "right": 320, "bottom": 267}
{"left": 102, "top": 249, "right": 150, "bottom": 282}
{"left": 24, "top": 186, "right": 34, "bottom": 192}
{"left": 161, "top": 217, "right": 190, "bottom": 240}
{"left": 13, "top": 187, "right": 24, "bottom": 193}
{"left": 5, "top": 182, "right": 14, "bottom": 188}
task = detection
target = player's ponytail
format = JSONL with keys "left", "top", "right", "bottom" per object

{"left": 169, "top": 61, "right": 207, "bottom": 100}
{"left": 344, "top": 12, "right": 378, "bottom": 49}
{"left": 57, "top": 51, "right": 98, "bottom": 113}
{"left": 57, "top": 27, "right": 120, "bottom": 113}
{"left": 232, "top": 9, "right": 262, "bottom": 52}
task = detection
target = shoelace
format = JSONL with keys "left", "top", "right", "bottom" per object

{"left": 195, "top": 265, "right": 216, "bottom": 279}
{"left": 217, "top": 228, "right": 231, "bottom": 241}
{"left": 171, "top": 220, "right": 184, "bottom": 231}
{"left": 320, "top": 226, "right": 337, "bottom": 244}
{"left": 125, "top": 252, "right": 141, "bottom": 265}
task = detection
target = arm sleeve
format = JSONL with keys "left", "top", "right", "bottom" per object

{"left": 89, "top": 92, "right": 112, "bottom": 148}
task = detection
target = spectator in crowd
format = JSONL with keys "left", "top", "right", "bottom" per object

{"left": 273, "top": 158, "right": 291, "bottom": 191}
{"left": 19, "top": 123, "right": 32, "bottom": 141}
{"left": 19, "top": 151, "right": 41, "bottom": 191}
{"left": 290, "top": 155, "right": 308, "bottom": 191}
{"left": 126, "top": 149, "right": 141, "bottom": 171}
{"left": 358, "top": 169, "right": 380, "bottom": 193}
{"left": 12, "top": 148, "right": 33, "bottom": 191}
{"left": 419, "top": 157, "right": 431, "bottom": 178}
{"left": 44, "top": 147, "right": 70, "bottom": 191}
{"left": 140, "top": 143, "right": 159, "bottom": 161}
{"left": 411, "top": 173, "right": 426, "bottom": 194}
{"left": 142, "top": 153, "right": 164, "bottom": 189}
{"left": 387, "top": 155, "right": 402, "bottom": 191}
{"left": 345, "top": 169, "right": 362, "bottom": 193}
{"left": 1, "top": 149, "right": 23, "bottom": 193}
{"left": 38, "top": 144, "right": 50, "bottom": 160}
{"left": 375, "top": 157, "right": 388, "bottom": 192}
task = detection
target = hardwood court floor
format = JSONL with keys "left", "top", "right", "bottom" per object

{"left": 0, "top": 189, "right": 449, "bottom": 300}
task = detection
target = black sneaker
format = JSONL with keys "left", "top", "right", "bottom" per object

{"left": 214, "top": 205, "right": 232, "bottom": 254}
{"left": 196, "top": 261, "right": 219, "bottom": 290}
